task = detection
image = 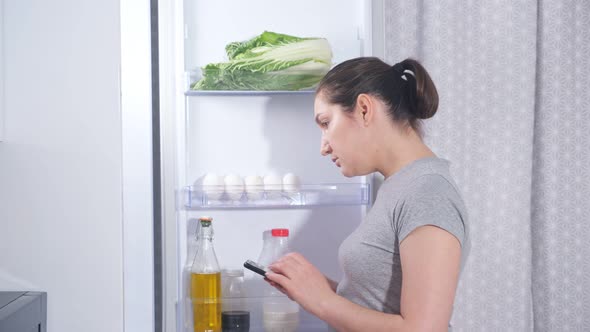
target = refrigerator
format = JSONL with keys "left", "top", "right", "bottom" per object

{"left": 154, "top": 0, "right": 380, "bottom": 330}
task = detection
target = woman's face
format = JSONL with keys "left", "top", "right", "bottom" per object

{"left": 314, "top": 94, "right": 371, "bottom": 177}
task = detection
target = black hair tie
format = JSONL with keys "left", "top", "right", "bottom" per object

{"left": 391, "top": 63, "right": 405, "bottom": 75}
{"left": 391, "top": 63, "right": 418, "bottom": 115}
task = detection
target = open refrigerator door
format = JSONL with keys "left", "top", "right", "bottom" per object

{"left": 157, "top": 1, "right": 379, "bottom": 331}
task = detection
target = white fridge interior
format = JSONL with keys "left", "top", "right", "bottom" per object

{"left": 162, "top": 0, "right": 377, "bottom": 330}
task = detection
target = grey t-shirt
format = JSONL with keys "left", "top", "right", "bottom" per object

{"left": 336, "top": 157, "right": 470, "bottom": 328}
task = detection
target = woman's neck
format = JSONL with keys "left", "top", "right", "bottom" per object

{"left": 377, "top": 128, "right": 435, "bottom": 179}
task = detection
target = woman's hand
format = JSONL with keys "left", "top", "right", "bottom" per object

{"left": 264, "top": 252, "right": 337, "bottom": 317}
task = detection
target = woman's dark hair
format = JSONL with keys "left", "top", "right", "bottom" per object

{"left": 316, "top": 57, "right": 439, "bottom": 136}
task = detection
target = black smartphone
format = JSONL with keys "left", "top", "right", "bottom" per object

{"left": 243, "top": 259, "right": 267, "bottom": 277}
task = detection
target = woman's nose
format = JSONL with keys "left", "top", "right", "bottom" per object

{"left": 320, "top": 138, "right": 332, "bottom": 156}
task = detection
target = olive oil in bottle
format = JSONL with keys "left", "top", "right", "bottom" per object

{"left": 191, "top": 272, "right": 221, "bottom": 332}
{"left": 190, "top": 217, "right": 222, "bottom": 332}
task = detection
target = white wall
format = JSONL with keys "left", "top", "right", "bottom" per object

{"left": 0, "top": 0, "right": 4, "bottom": 141}
{"left": 0, "top": 1, "right": 124, "bottom": 332}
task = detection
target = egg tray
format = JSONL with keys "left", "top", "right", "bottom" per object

{"left": 182, "top": 183, "right": 370, "bottom": 209}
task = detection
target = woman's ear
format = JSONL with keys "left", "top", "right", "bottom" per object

{"left": 356, "top": 93, "right": 374, "bottom": 126}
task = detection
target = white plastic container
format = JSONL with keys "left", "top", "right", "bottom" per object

{"left": 262, "top": 302, "right": 299, "bottom": 332}
{"left": 257, "top": 228, "right": 300, "bottom": 332}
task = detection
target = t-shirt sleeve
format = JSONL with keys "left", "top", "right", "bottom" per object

{"left": 395, "top": 174, "right": 467, "bottom": 247}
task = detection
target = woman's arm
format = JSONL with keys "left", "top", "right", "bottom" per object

{"left": 326, "top": 277, "right": 338, "bottom": 292}
{"left": 265, "top": 225, "right": 462, "bottom": 332}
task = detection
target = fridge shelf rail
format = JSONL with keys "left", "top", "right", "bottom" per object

{"left": 185, "top": 89, "right": 316, "bottom": 97}
{"left": 181, "top": 183, "right": 370, "bottom": 209}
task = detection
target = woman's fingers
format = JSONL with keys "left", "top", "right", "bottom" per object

{"left": 276, "top": 253, "right": 304, "bottom": 268}
{"left": 270, "top": 256, "right": 300, "bottom": 278}
{"left": 265, "top": 278, "right": 287, "bottom": 294}
{"left": 265, "top": 271, "right": 292, "bottom": 293}
{"left": 283, "top": 252, "right": 307, "bottom": 265}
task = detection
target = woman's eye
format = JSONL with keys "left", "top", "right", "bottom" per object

{"left": 320, "top": 121, "right": 329, "bottom": 128}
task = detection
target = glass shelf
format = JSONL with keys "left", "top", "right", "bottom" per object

{"left": 185, "top": 89, "right": 315, "bottom": 97}
{"left": 181, "top": 183, "right": 370, "bottom": 209}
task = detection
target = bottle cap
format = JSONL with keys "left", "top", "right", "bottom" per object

{"left": 199, "top": 216, "right": 213, "bottom": 226}
{"left": 271, "top": 228, "right": 289, "bottom": 237}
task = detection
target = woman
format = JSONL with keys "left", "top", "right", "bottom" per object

{"left": 265, "top": 57, "right": 470, "bottom": 331}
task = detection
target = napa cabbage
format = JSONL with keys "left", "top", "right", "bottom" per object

{"left": 191, "top": 31, "right": 332, "bottom": 91}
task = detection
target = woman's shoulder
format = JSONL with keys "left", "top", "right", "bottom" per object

{"left": 405, "top": 173, "right": 461, "bottom": 198}
{"left": 381, "top": 157, "right": 461, "bottom": 198}
{"left": 394, "top": 173, "right": 469, "bottom": 247}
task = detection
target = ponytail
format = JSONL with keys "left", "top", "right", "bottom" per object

{"left": 396, "top": 59, "right": 438, "bottom": 120}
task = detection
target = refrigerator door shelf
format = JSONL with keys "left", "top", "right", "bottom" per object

{"left": 185, "top": 89, "right": 315, "bottom": 97}
{"left": 183, "top": 183, "right": 370, "bottom": 209}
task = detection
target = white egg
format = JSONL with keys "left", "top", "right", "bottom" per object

{"left": 244, "top": 175, "right": 263, "bottom": 200}
{"left": 244, "top": 175, "right": 263, "bottom": 188}
{"left": 282, "top": 173, "right": 301, "bottom": 192}
{"left": 224, "top": 174, "right": 244, "bottom": 201}
{"left": 202, "top": 173, "right": 223, "bottom": 186}
{"left": 224, "top": 173, "right": 243, "bottom": 186}
{"left": 202, "top": 173, "right": 224, "bottom": 200}
{"left": 263, "top": 174, "right": 283, "bottom": 191}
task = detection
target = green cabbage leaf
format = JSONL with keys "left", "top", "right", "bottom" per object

{"left": 191, "top": 31, "right": 332, "bottom": 91}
